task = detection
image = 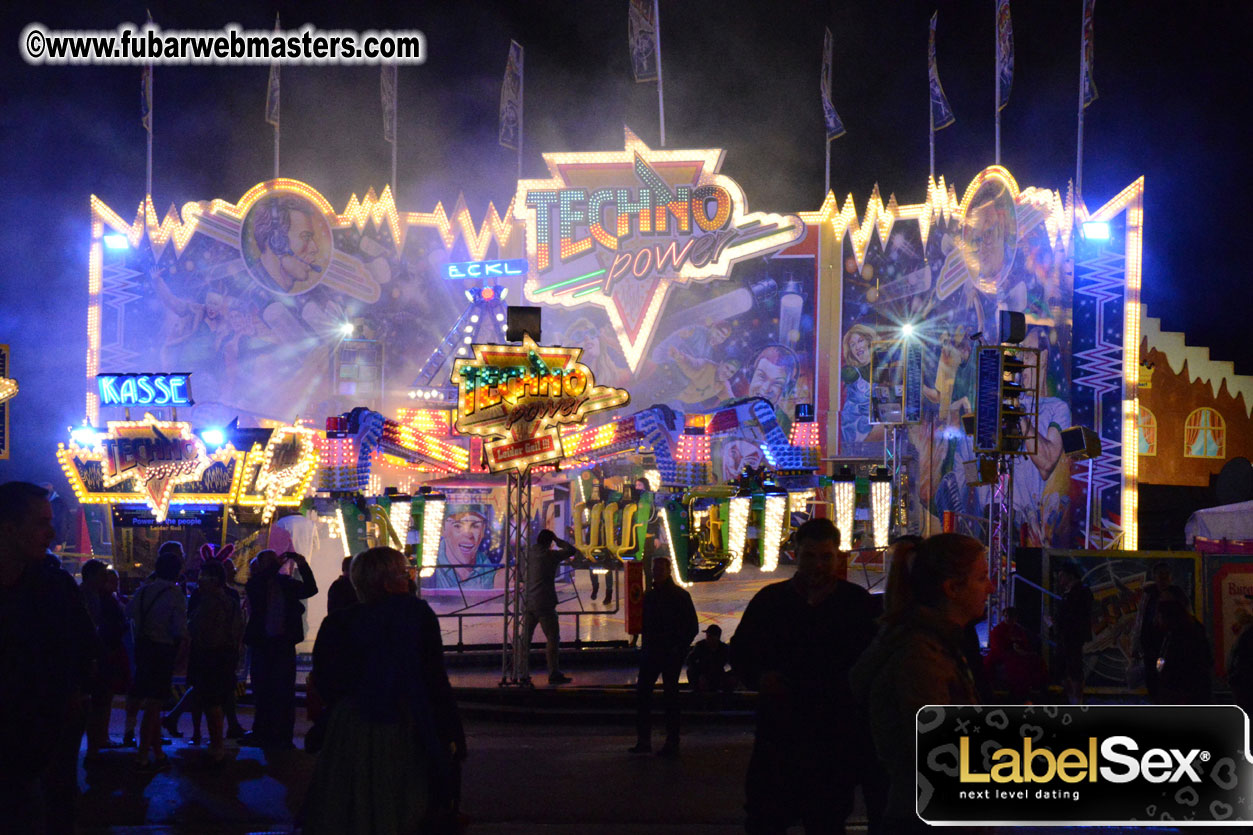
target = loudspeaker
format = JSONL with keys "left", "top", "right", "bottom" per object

{"left": 506, "top": 306, "right": 541, "bottom": 342}
{"left": 963, "top": 456, "right": 999, "bottom": 486}
{"left": 1060, "top": 425, "right": 1101, "bottom": 460}
{"left": 999, "top": 310, "right": 1026, "bottom": 345}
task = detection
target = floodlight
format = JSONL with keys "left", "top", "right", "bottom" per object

{"left": 1083, "top": 221, "right": 1111, "bottom": 241}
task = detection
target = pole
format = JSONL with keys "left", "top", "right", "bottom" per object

{"left": 654, "top": 0, "right": 665, "bottom": 146}
{"left": 517, "top": 53, "right": 524, "bottom": 184}
{"left": 824, "top": 138, "right": 831, "bottom": 201}
{"left": 1075, "top": 2, "right": 1085, "bottom": 204}
{"left": 994, "top": 0, "right": 1001, "bottom": 165}
{"left": 391, "top": 72, "right": 398, "bottom": 199}
{"left": 273, "top": 120, "right": 280, "bottom": 180}
{"left": 1084, "top": 457, "right": 1095, "bottom": 549}
{"left": 928, "top": 93, "right": 935, "bottom": 181}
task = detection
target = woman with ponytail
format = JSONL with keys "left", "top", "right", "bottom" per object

{"left": 850, "top": 533, "right": 992, "bottom": 830}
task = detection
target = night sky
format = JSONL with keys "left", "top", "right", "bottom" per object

{"left": 2, "top": 0, "right": 1249, "bottom": 482}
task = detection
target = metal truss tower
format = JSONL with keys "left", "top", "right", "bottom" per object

{"left": 502, "top": 468, "right": 533, "bottom": 685}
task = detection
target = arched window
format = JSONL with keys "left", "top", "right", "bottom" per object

{"left": 1138, "top": 406, "right": 1157, "bottom": 456}
{"left": 1184, "top": 408, "right": 1225, "bottom": 459}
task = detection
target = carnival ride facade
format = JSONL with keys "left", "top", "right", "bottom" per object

{"left": 69, "top": 130, "right": 1146, "bottom": 651}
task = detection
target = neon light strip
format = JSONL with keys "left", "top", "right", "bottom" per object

{"left": 572, "top": 285, "right": 603, "bottom": 298}
{"left": 760, "top": 495, "right": 786, "bottom": 572}
{"left": 1087, "top": 178, "right": 1145, "bottom": 551}
{"left": 658, "top": 506, "right": 691, "bottom": 589}
{"left": 536, "top": 268, "right": 607, "bottom": 294}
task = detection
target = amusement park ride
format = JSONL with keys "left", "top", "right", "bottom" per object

{"left": 65, "top": 129, "right": 1148, "bottom": 687}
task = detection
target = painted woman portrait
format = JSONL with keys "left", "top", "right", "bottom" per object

{"left": 839, "top": 323, "right": 879, "bottom": 445}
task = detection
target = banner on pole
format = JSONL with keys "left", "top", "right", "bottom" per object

{"left": 628, "top": 0, "right": 659, "bottom": 83}
{"left": 1081, "top": 0, "right": 1099, "bottom": 108}
{"left": 382, "top": 64, "right": 398, "bottom": 143}
{"left": 821, "top": 28, "right": 846, "bottom": 141}
{"left": 929, "top": 12, "right": 956, "bottom": 131}
{"left": 996, "top": 0, "right": 1014, "bottom": 111}
{"left": 498, "top": 40, "right": 523, "bottom": 150}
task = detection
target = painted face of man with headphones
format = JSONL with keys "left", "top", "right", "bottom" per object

{"left": 253, "top": 197, "right": 323, "bottom": 293}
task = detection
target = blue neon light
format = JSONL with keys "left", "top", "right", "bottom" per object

{"left": 96, "top": 373, "right": 194, "bottom": 408}
{"left": 441, "top": 258, "right": 528, "bottom": 281}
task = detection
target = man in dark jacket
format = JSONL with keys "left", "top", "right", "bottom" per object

{"left": 629, "top": 556, "right": 698, "bottom": 757}
{"left": 0, "top": 482, "right": 100, "bottom": 834}
{"left": 243, "top": 549, "right": 317, "bottom": 748}
{"left": 731, "top": 517, "right": 884, "bottom": 834}
{"left": 1135, "top": 561, "right": 1182, "bottom": 701}
{"left": 1054, "top": 562, "right": 1094, "bottom": 704}
{"left": 325, "top": 556, "right": 358, "bottom": 616}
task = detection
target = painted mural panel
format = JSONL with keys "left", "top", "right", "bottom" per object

{"left": 836, "top": 169, "right": 1074, "bottom": 546}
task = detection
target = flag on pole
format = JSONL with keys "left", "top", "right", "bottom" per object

{"left": 996, "top": 0, "right": 1014, "bottom": 111}
{"left": 381, "top": 64, "right": 398, "bottom": 143}
{"left": 821, "top": 28, "right": 846, "bottom": 141}
{"left": 628, "top": 0, "right": 659, "bottom": 83}
{"left": 265, "top": 15, "right": 280, "bottom": 127}
{"left": 499, "top": 40, "right": 523, "bottom": 150}
{"left": 1081, "top": 0, "right": 1098, "bottom": 107}
{"left": 929, "top": 12, "right": 956, "bottom": 130}
{"left": 141, "top": 65, "right": 152, "bottom": 133}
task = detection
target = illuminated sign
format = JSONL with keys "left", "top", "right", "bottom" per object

{"left": 0, "top": 344, "right": 13, "bottom": 460}
{"left": 451, "top": 335, "right": 630, "bottom": 472}
{"left": 441, "top": 258, "right": 528, "bottom": 281}
{"left": 515, "top": 127, "right": 805, "bottom": 371}
{"left": 97, "top": 373, "right": 193, "bottom": 408}
{"left": 246, "top": 425, "right": 319, "bottom": 523}
{"left": 97, "top": 415, "right": 213, "bottom": 521}
{"left": 57, "top": 419, "right": 317, "bottom": 521}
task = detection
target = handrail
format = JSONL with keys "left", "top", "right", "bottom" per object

{"left": 1011, "top": 572, "right": 1062, "bottom": 600}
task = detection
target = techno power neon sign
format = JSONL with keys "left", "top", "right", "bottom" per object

{"left": 97, "top": 373, "right": 193, "bottom": 408}
{"left": 515, "top": 127, "right": 805, "bottom": 372}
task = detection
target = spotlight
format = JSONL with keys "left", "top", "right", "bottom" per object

{"left": 1082, "top": 221, "right": 1111, "bottom": 241}
{"left": 470, "top": 315, "right": 480, "bottom": 323}
{"left": 70, "top": 426, "right": 101, "bottom": 447}
{"left": 900, "top": 323, "right": 915, "bottom": 338}
{"left": 339, "top": 322, "right": 355, "bottom": 337}
{"left": 103, "top": 234, "right": 130, "bottom": 250}
{"left": 201, "top": 428, "right": 226, "bottom": 447}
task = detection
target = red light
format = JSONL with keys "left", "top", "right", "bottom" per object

{"left": 482, "top": 287, "right": 495, "bottom": 300}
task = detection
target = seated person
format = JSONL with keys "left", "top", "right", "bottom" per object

{"left": 686, "top": 624, "right": 735, "bottom": 693}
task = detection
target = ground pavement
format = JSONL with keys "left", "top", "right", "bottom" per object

{"left": 77, "top": 700, "right": 1189, "bottom": 834}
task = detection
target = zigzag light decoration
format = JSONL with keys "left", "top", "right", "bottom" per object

{"left": 800, "top": 167, "right": 1074, "bottom": 273}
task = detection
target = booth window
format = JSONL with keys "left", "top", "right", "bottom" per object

{"left": 1138, "top": 406, "right": 1157, "bottom": 457}
{"left": 1183, "top": 408, "right": 1225, "bottom": 459}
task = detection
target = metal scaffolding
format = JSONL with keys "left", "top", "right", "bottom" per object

{"left": 502, "top": 467, "right": 533, "bottom": 686}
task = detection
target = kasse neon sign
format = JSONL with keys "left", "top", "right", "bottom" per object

{"left": 97, "top": 373, "right": 193, "bottom": 408}
{"left": 515, "top": 127, "right": 805, "bottom": 373}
